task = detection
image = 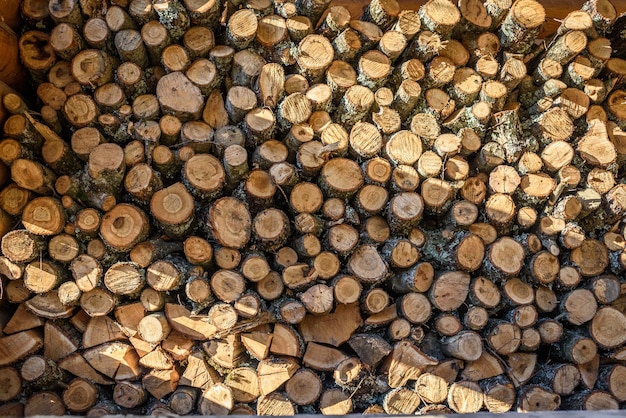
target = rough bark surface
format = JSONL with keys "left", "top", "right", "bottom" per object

{"left": 3, "top": 0, "right": 626, "bottom": 414}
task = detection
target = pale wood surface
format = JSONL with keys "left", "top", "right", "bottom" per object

{"left": 2, "top": 0, "right": 626, "bottom": 91}
{"left": 331, "top": 0, "right": 626, "bottom": 36}
{"left": 23, "top": 411, "right": 626, "bottom": 418}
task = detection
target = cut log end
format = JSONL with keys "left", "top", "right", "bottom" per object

{"left": 4, "top": 0, "right": 626, "bottom": 414}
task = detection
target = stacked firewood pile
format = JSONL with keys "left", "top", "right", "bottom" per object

{"left": 2, "top": 0, "right": 626, "bottom": 414}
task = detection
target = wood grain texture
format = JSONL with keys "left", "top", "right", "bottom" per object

{"left": 52, "top": 410, "right": 626, "bottom": 418}
{"left": 0, "top": 24, "right": 24, "bottom": 89}
{"left": 6, "top": 0, "right": 626, "bottom": 413}
{"left": 330, "top": 0, "right": 626, "bottom": 36}
{"left": 0, "top": 0, "right": 21, "bottom": 32}
{"left": 2, "top": 0, "right": 626, "bottom": 90}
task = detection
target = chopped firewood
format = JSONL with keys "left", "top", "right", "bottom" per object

{"left": 83, "top": 342, "right": 141, "bottom": 381}
{"left": 302, "top": 342, "right": 348, "bottom": 371}
{"left": 298, "top": 303, "right": 362, "bottom": 347}
{"left": 0, "top": 330, "right": 43, "bottom": 366}
{"left": 57, "top": 353, "right": 114, "bottom": 385}
{"left": 164, "top": 303, "right": 217, "bottom": 340}
{"left": 381, "top": 340, "right": 438, "bottom": 388}
{"left": 3, "top": 0, "right": 626, "bottom": 413}
{"left": 257, "top": 356, "right": 299, "bottom": 396}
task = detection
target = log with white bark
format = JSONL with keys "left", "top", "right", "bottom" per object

{"left": 3, "top": 0, "right": 626, "bottom": 414}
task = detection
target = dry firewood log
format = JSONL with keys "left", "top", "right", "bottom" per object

{"left": 3, "top": 0, "right": 626, "bottom": 414}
